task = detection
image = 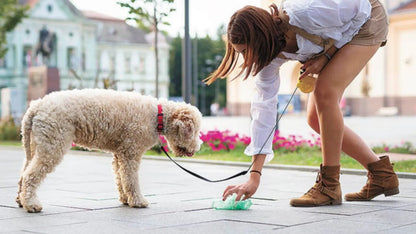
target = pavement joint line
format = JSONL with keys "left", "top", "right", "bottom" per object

{"left": 148, "top": 219, "right": 270, "bottom": 230}
{"left": 251, "top": 197, "right": 279, "bottom": 201}
{"left": 0, "top": 204, "right": 18, "bottom": 209}
{"left": 303, "top": 210, "right": 357, "bottom": 217}
{"left": 50, "top": 204, "right": 94, "bottom": 211}
{"left": 0, "top": 186, "right": 17, "bottom": 189}
{"left": 223, "top": 218, "right": 288, "bottom": 227}
{"left": 20, "top": 230, "right": 46, "bottom": 234}
{"left": 183, "top": 207, "right": 212, "bottom": 212}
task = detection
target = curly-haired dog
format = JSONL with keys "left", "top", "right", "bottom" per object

{"left": 16, "top": 89, "right": 202, "bottom": 213}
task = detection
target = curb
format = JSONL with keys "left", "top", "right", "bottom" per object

{"left": 143, "top": 155, "right": 416, "bottom": 179}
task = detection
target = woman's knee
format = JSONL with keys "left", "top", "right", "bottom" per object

{"left": 313, "top": 85, "right": 341, "bottom": 110}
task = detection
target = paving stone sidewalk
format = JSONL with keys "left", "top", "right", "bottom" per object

{"left": 1, "top": 147, "right": 415, "bottom": 234}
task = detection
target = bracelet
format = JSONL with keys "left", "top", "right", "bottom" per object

{"left": 324, "top": 52, "right": 332, "bottom": 60}
{"left": 250, "top": 170, "right": 262, "bottom": 176}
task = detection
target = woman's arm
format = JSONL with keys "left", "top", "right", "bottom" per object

{"left": 299, "top": 45, "right": 338, "bottom": 80}
{"left": 222, "top": 58, "right": 286, "bottom": 202}
{"left": 248, "top": 154, "right": 267, "bottom": 183}
{"left": 222, "top": 154, "right": 266, "bottom": 201}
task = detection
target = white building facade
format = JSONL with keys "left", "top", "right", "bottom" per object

{"left": 0, "top": 0, "right": 169, "bottom": 120}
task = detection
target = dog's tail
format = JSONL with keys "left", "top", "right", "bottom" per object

{"left": 21, "top": 100, "right": 40, "bottom": 161}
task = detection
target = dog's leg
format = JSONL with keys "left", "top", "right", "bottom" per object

{"left": 20, "top": 148, "right": 63, "bottom": 213}
{"left": 118, "top": 155, "right": 149, "bottom": 208}
{"left": 112, "top": 155, "right": 128, "bottom": 205}
{"left": 17, "top": 139, "right": 36, "bottom": 207}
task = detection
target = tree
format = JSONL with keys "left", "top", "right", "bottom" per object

{"left": 169, "top": 28, "right": 226, "bottom": 115}
{"left": 118, "top": 0, "right": 175, "bottom": 98}
{"left": 168, "top": 34, "right": 182, "bottom": 97}
{"left": 0, "top": 0, "right": 29, "bottom": 58}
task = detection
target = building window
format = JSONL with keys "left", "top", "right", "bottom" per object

{"left": 47, "top": 5, "right": 53, "bottom": 12}
{"left": 96, "top": 52, "right": 101, "bottom": 72}
{"left": 110, "top": 55, "right": 115, "bottom": 73}
{"left": 23, "top": 45, "right": 33, "bottom": 67}
{"left": 67, "top": 47, "right": 77, "bottom": 69}
{"left": 138, "top": 56, "right": 145, "bottom": 74}
{"left": 81, "top": 52, "right": 86, "bottom": 71}
{"left": 125, "top": 56, "right": 131, "bottom": 74}
{"left": 0, "top": 58, "right": 6, "bottom": 68}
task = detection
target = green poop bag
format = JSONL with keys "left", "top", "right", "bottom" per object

{"left": 212, "top": 194, "right": 252, "bottom": 210}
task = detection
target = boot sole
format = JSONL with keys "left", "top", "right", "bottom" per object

{"left": 384, "top": 187, "right": 400, "bottom": 197}
{"left": 345, "top": 187, "right": 400, "bottom": 201}
{"left": 290, "top": 199, "right": 342, "bottom": 207}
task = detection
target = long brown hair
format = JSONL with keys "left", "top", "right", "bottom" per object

{"left": 204, "top": 4, "right": 286, "bottom": 85}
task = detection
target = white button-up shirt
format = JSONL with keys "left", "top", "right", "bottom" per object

{"left": 244, "top": 0, "right": 371, "bottom": 162}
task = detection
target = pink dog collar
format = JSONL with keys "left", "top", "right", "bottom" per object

{"left": 157, "top": 104, "right": 163, "bottom": 133}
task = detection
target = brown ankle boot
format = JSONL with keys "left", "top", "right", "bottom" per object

{"left": 345, "top": 156, "right": 399, "bottom": 201}
{"left": 290, "top": 164, "right": 342, "bottom": 207}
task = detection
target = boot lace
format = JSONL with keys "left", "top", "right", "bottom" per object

{"left": 305, "top": 171, "right": 322, "bottom": 195}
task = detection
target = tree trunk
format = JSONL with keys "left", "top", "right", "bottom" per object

{"left": 153, "top": 4, "right": 159, "bottom": 98}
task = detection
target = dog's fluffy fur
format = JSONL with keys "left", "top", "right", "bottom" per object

{"left": 16, "top": 89, "right": 202, "bottom": 213}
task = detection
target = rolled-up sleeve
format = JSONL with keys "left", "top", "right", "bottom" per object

{"left": 244, "top": 58, "right": 287, "bottom": 162}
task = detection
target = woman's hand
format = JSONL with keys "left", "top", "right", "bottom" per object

{"left": 222, "top": 174, "right": 261, "bottom": 201}
{"left": 299, "top": 54, "right": 329, "bottom": 80}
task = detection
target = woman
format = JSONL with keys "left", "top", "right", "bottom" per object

{"left": 205, "top": 0, "right": 399, "bottom": 207}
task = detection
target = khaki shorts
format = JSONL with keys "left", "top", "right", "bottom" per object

{"left": 350, "top": 0, "right": 388, "bottom": 47}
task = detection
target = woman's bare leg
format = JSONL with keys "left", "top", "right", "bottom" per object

{"left": 309, "top": 44, "right": 381, "bottom": 167}
{"left": 307, "top": 95, "right": 379, "bottom": 169}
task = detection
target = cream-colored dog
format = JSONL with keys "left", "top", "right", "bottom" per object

{"left": 16, "top": 89, "right": 202, "bottom": 213}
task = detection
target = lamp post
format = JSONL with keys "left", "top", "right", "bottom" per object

{"left": 182, "top": 0, "right": 192, "bottom": 103}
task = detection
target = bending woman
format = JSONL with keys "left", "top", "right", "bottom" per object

{"left": 205, "top": 0, "right": 399, "bottom": 206}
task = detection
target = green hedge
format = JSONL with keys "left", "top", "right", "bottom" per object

{"left": 0, "top": 117, "right": 21, "bottom": 141}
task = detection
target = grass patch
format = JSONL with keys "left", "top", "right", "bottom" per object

{"left": 0, "top": 141, "right": 22, "bottom": 147}
{"left": 150, "top": 143, "right": 414, "bottom": 173}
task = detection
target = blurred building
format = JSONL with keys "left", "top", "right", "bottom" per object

{"left": 227, "top": 0, "right": 416, "bottom": 116}
{"left": 0, "top": 0, "right": 169, "bottom": 120}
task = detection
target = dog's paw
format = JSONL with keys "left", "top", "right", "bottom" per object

{"left": 16, "top": 196, "right": 23, "bottom": 207}
{"left": 119, "top": 195, "right": 128, "bottom": 205}
{"left": 128, "top": 197, "right": 149, "bottom": 208}
{"left": 23, "top": 202, "right": 43, "bottom": 213}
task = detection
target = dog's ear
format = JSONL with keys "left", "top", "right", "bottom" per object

{"left": 172, "top": 111, "right": 194, "bottom": 139}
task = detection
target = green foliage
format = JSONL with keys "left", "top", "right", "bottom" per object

{"left": 0, "top": 117, "right": 21, "bottom": 141}
{"left": 117, "top": 0, "right": 175, "bottom": 32}
{"left": 168, "top": 31, "right": 227, "bottom": 115}
{"left": 392, "top": 160, "right": 416, "bottom": 173}
{"left": 0, "top": 0, "right": 29, "bottom": 58}
{"left": 372, "top": 142, "right": 416, "bottom": 154}
{"left": 168, "top": 34, "right": 182, "bottom": 96}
